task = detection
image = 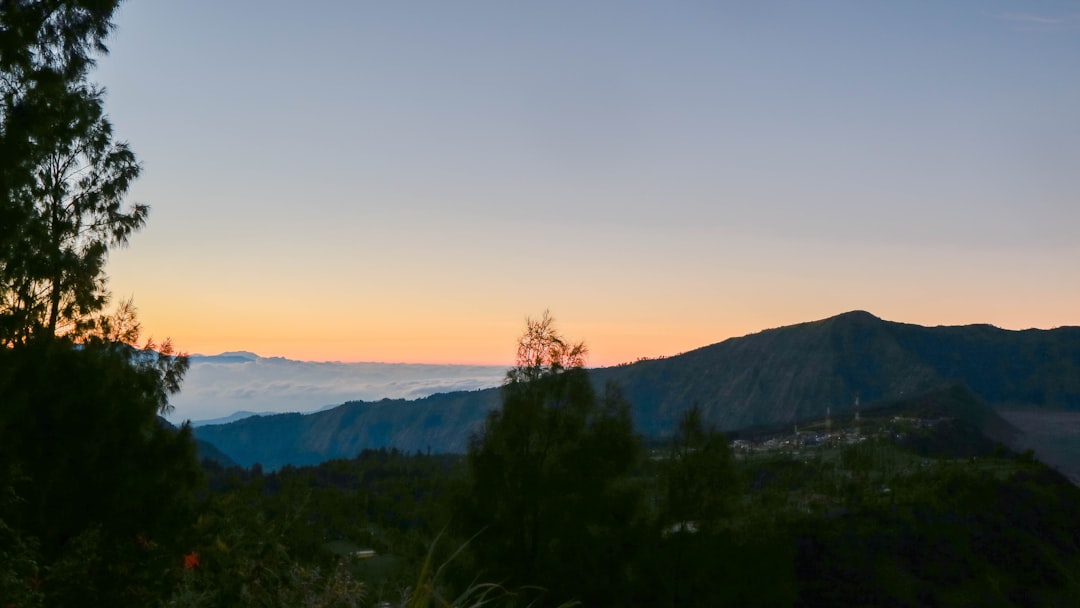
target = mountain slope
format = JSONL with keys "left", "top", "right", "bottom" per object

{"left": 592, "top": 310, "right": 943, "bottom": 433}
{"left": 592, "top": 311, "right": 1080, "bottom": 434}
{"left": 863, "top": 383, "right": 1020, "bottom": 457}
{"left": 194, "top": 389, "right": 500, "bottom": 469}
{"left": 195, "top": 311, "right": 1080, "bottom": 467}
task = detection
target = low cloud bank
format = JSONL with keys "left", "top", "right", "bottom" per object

{"left": 168, "top": 352, "right": 507, "bottom": 424}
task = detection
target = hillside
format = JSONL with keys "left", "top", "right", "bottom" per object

{"left": 593, "top": 310, "right": 1080, "bottom": 434}
{"left": 726, "top": 383, "right": 1019, "bottom": 450}
{"left": 848, "top": 383, "right": 1020, "bottom": 458}
{"left": 195, "top": 311, "right": 1080, "bottom": 468}
{"left": 195, "top": 389, "right": 501, "bottom": 470}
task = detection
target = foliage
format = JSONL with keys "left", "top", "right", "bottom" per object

{"left": 507, "top": 310, "right": 587, "bottom": 383}
{"left": 0, "top": 338, "right": 199, "bottom": 606}
{"left": 792, "top": 465, "right": 1080, "bottom": 607}
{"left": 8, "top": 390, "right": 1065, "bottom": 608}
{"left": 0, "top": 482, "right": 44, "bottom": 608}
{"left": 0, "top": 5, "right": 206, "bottom": 605}
{"left": 161, "top": 490, "right": 368, "bottom": 608}
{"left": 194, "top": 448, "right": 463, "bottom": 606}
{"left": 457, "top": 313, "right": 644, "bottom": 605}
{"left": 1, "top": 0, "right": 145, "bottom": 345}
{"left": 656, "top": 404, "right": 738, "bottom": 534}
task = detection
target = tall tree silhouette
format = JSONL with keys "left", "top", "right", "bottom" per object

{"left": 0, "top": 0, "right": 142, "bottom": 345}
{"left": 0, "top": 4, "right": 199, "bottom": 604}
{"left": 657, "top": 404, "right": 737, "bottom": 534}
{"left": 458, "top": 312, "right": 643, "bottom": 605}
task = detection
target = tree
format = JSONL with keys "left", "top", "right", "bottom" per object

{"left": 457, "top": 312, "right": 644, "bottom": 605}
{"left": 657, "top": 404, "right": 738, "bottom": 535}
{"left": 0, "top": 4, "right": 201, "bottom": 603}
{"left": 506, "top": 310, "right": 588, "bottom": 383}
{"left": 0, "top": 0, "right": 139, "bottom": 345}
{"left": 0, "top": 335, "right": 200, "bottom": 605}
{"left": 637, "top": 407, "right": 772, "bottom": 608}
{"left": 24, "top": 89, "right": 143, "bottom": 340}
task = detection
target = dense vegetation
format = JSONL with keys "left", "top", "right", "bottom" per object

{"left": 5, "top": 314, "right": 1080, "bottom": 606}
{"left": 11, "top": 306, "right": 1080, "bottom": 606}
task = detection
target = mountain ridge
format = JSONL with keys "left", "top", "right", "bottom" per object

{"left": 591, "top": 310, "right": 1080, "bottom": 431}
{"left": 194, "top": 311, "right": 1080, "bottom": 469}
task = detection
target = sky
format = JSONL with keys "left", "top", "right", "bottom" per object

{"left": 95, "top": 0, "right": 1080, "bottom": 367}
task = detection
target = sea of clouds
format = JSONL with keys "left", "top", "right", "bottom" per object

{"left": 166, "top": 352, "right": 508, "bottom": 425}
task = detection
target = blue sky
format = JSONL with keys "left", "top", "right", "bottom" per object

{"left": 96, "top": 1, "right": 1080, "bottom": 366}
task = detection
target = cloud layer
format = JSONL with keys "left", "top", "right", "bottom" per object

{"left": 169, "top": 353, "right": 507, "bottom": 424}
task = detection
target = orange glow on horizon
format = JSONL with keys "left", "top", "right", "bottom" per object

{"left": 127, "top": 310, "right": 745, "bottom": 367}
{"left": 127, "top": 308, "right": 1080, "bottom": 369}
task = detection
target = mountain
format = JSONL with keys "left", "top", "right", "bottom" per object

{"left": 590, "top": 310, "right": 1080, "bottom": 434}
{"left": 190, "top": 410, "right": 278, "bottom": 427}
{"left": 194, "top": 311, "right": 1080, "bottom": 468}
{"left": 858, "top": 383, "right": 1020, "bottom": 458}
{"left": 155, "top": 416, "right": 237, "bottom": 468}
{"left": 195, "top": 436, "right": 238, "bottom": 468}
{"left": 194, "top": 390, "right": 501, "bottom": 470}
{"left": 189, "top": 351, "right": 261, "bottom": 363}
{"left": 998, "top": 410, "right": 1080, "bottom": 484}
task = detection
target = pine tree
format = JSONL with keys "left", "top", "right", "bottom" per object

{"left": 0, "top": 4, "right": 200, "bottom": 604}
{"left": 1, "top": 0, "right": 142, "bottom": 344}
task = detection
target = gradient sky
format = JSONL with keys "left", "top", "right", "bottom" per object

{"left": 95, "top": 1, "right": 1080, "bottom": 367}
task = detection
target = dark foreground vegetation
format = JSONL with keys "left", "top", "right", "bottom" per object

{"left": 5, "top": 317, "right": 1080, "bottom": 607}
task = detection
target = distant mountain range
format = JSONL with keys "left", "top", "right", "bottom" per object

{"left": 194, "top": 311, "right": 1080, "bottom": 470}
{"left": 195, "top": 391, "right": 501, "bottom": 469}
{"left": 156, "top": 417, "right": 237, "bottom": 468}
{"left": 189, "top": 351, "right": 262, "bottom": 363}
{"left": 190, "top": 410, "right": 279, "bottom": 427}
